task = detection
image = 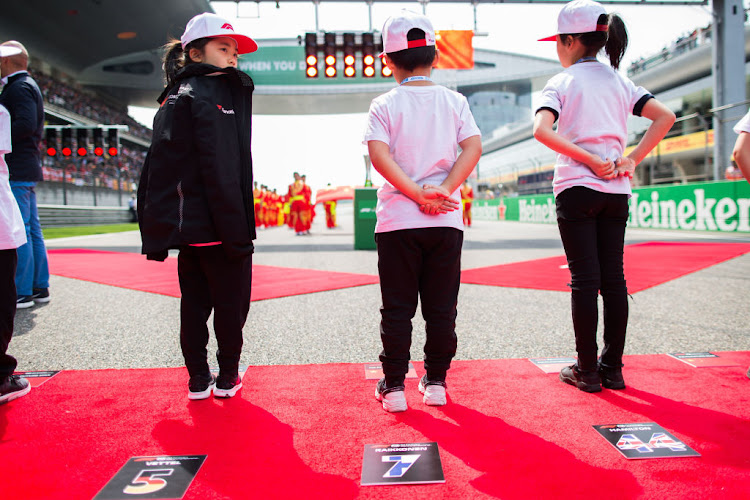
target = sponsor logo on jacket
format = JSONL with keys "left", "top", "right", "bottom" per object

{"left": 217, "top": 104, "right": 235, "bottom": 115}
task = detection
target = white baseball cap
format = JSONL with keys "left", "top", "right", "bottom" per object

{"left": 381, "top": 10, "right": 436, "bottom": 56}
{"left": 538, "top": 0, "right": 608, "bottom": 41}
{"left": 0, "top": 45, "right": 22, "bottom": 58}
{"left": 181, "top": 13, "right": 258, "bottom": 54}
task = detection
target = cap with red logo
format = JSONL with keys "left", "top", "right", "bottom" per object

{"left": 380, "top": 10, "right": 435, "bottom": 56}
{"left": 538, "top": 0, "right": 608, "bottom": 42}
{"left": 181, "top": 12, "right": 258, "bottom": 54}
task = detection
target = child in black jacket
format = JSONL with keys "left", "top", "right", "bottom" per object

{"left": 138, "top": 13, "right": 258, "bottom": 400}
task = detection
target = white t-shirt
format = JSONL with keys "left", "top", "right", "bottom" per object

{"left": 537, "top": 61, "right": 652, "bottom": 197}
{"left": 734, "top": 110, "right": 750, "bottom": 134}
{"left": 0, "top": 104, "right": 26, "bottom": 250}
{"left": 364, "top": 85, "right": 481, "bottom": 233}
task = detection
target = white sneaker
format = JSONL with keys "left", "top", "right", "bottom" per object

{"left": 418, "top": 375, "right": 447, "bottom": 406}
{"left": 375, "top": 379, "right": 407, "bottom": 412}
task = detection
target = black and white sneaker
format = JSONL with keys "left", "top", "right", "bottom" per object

{"left": 418, "top": 375, "right": 447, "bottom": 406}
{"left": 0, "top": 375, "right": 31, "bottom": 404}
{"left": 31, "top": 288, "right": 50, "bottom": 303}
{"left": 188, "top": 374, "right": 216, "bottom": 400}
{"left": 214, "top": 375, "right": 242, "bottom": 398}
{"left": 16, "top": 295, "right": 34, "bottom": 309}
{"left": 375, "top": 378, "right": 407, "bottom": 412}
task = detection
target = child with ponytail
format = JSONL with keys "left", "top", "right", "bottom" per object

{"left": 138, "top": 13, "right": 258, "bottom": 400}
{"left": 533, "top": 0, "right": 675, "bottom": 392}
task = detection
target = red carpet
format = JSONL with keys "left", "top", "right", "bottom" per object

{"left": 47, "top": 249, "right": 378, "bottom": 301}
{"left": 461, "top": 241, "right": 750, "bottom": 293}
{"left": 2, "top": 353, "right": 749, "bottom": 499}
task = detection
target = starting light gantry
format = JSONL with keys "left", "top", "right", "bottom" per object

{"left": 44, "top": 125, "right": 127, "bottom": 158}
{"left": 304, "top": 31, "right": 391, "bottom": 78}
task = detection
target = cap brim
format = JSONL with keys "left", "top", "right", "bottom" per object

{"left": 538, "top": 35, "right": 557, "bottom": 42}
{"left": 232, "top": 35, "right": 258, "bottom": 54}
{"left": 209, "top": 34, "right": 258, "bottom": 54}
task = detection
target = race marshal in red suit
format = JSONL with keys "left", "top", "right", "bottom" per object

{"left": 460, "top": 180, "right": 474, "bottom": 227}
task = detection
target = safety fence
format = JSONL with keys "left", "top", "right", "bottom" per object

{"left": 472, "top": 180, "right": 750, "bottom": 234}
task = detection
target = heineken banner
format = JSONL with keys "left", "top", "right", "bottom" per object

{"left": 473, "top": 181, "right": 750, "bottom": 233}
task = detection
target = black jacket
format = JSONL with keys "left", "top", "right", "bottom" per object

{"left": 137, "top": 64, "right": 256, "bottom": 261}
{"left": 0, "top": 72, "right": 44, "bottom": 182}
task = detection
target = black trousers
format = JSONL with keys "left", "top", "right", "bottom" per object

{"left": 376, "top": 227, "right": 463, "bottom": 387}
{"left": 0, "top": 249, "right": 18, "bottom": 379}
{"left": 556, "top": 186, "right": 630, "bottom": 372}
{"left": 177, "top": 245, "right": 252, "bottom": 379}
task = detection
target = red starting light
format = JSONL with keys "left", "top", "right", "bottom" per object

{"left": 45, "top": 128, "right": 59, "bottom": 157}
{"left": 381, "top": 57, "right": 393, "bottom": 77}
{"left": 108, "top": 146, "right": 118, "bottom": 156}
{"left": 62, "top": 147, "right": 73, "bottom": 157}
{"left": 94, "top": 147, "right": 104, "bottom": 156}
{"left": 77, "top": 147, "right": 87, "bottom": 156}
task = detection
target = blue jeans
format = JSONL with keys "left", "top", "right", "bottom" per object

{"left": 10, "top": 182, "right": 49, "bottom": 296}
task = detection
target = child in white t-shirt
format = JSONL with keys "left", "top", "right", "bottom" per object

{"left": 732, "top": 110, "right": 750, "bottom": 183}
{"left": 364, "top": 10, "right": 482, "bottom": 412}
{"left": 533, "top": 0, "right": 675, "bottom": 393}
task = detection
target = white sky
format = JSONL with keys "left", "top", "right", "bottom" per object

{"left": 129, "top": 0, "right": 729, "bottom": 194}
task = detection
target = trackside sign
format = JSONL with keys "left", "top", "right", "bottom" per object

{"left": 472, "top": 181, "right": 750, "bottom": 233}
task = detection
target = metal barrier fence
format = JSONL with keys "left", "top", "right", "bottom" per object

{"left": 38, "top": 204, "right": 132, "bottom": 228}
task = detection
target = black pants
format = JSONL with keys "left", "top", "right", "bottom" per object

{"left": 556, "top": 187, "right": 629, "bottom": 372}
{"left": 376, "top": 227, "right": 463, "bottom": 387}
{"left": 0, "top": 249, "right": 18, "bottom": 379}
{"left": 177, "top": 245, "right": 252, "bottom": 379}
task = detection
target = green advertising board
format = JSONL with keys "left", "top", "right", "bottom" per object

{"left": 354, "top": 188, "right": 378, "bottom": 250}
{"left": 472, "top": 181, "right": 750, "bottom": 233}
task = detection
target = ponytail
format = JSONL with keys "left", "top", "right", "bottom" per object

{"left": 604, "top": 14, "right": 628, "bottom": 70}
{"left": 162, "top": 37, "right": 211, "bottom": 89}
{"left": 564, "top": 13, "right": 628, "bottom": 70}
{"left": 162, "top": 39, "right": 185, "bottom": 89}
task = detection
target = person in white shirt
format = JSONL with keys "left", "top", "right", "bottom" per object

{"left": 0, "top": 44, "right": 31, "bottom": 403}
{"left": 533, "top": 0, "right": 675, "bottom": 393}
{"left": 364, "top": 10, "right": 481, "bottom": 412}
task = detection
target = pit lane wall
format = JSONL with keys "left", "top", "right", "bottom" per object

{"left": 473, "top": 181, "right": 750, "bottom": 233}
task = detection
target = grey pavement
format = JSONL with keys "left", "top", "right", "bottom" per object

{"left": 12, "top": 202, "right": 750, "bottom": 371}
